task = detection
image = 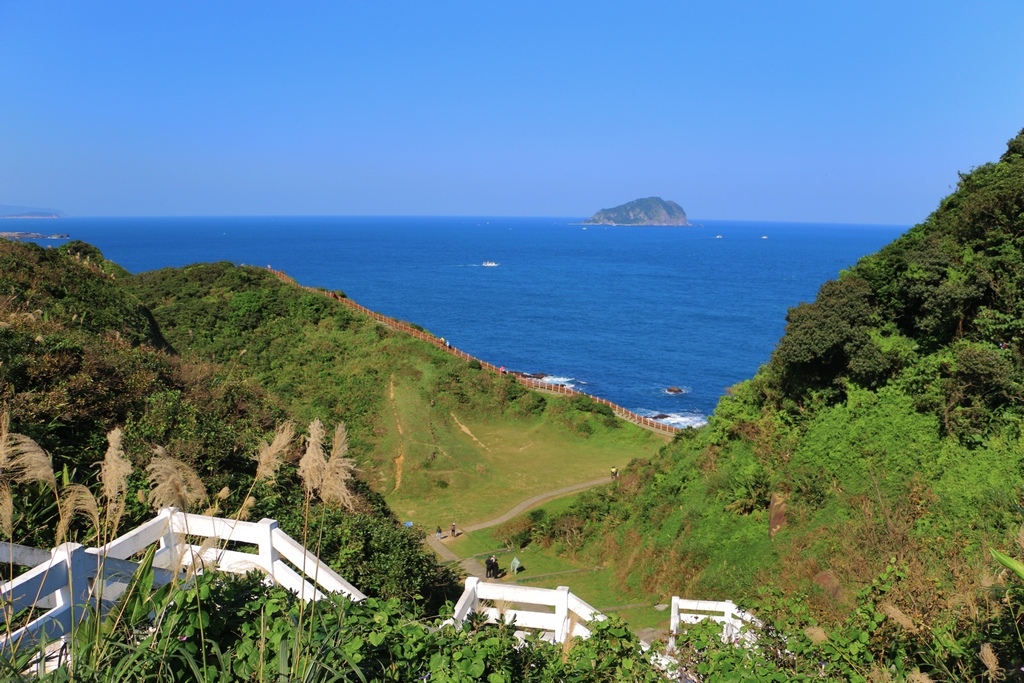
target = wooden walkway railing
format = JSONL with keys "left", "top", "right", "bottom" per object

{"left": 266, "top": 268, "right": 681, "bottom": 436}
{"left": 445, "top": 577, "right": 606, "bottom": 644}
{"left": 0, "top": 507, "right": 364, "bottom": 657}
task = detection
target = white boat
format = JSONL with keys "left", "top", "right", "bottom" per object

{"left": 482, "top": 261, "right": 499, "bottom": 267}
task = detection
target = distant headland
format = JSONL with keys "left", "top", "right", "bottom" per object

{"left": 583, "top": 197, "right": 691, "bottom": 226}
{"left": 0, "top": 205, "right": 67, "bottom": 239}
{"left": 0, "top": 204, "right": 65, "bottom": 221}
{"left": 1, "top": 231, "right": 70, "bottom": 240}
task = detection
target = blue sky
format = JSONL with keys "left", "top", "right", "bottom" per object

{"left": 1, "top": 2, "right": 1021, "bottom": 223}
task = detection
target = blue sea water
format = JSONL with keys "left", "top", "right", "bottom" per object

{"left": 37, "top": 216, "right": 906, "bottom": 427}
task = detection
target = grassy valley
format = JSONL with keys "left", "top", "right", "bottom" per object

{"left": 127, "top": 262, "right": 665, "bottom": 528}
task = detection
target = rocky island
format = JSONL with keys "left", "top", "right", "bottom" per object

{"left": 583, "top": 197, "right": 690, "bottom": 226}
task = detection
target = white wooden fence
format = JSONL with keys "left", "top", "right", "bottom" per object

{"left": 2, "top": 504, "right": 758, "bottom": 669}
{"left": 668, "top": 597, "right": 758, "bottom": 650}
{"left": 446, "top": 577, "right": 606, "bottom": 643}
{"left": 0, "top": 507, "right": 364, "bottom": 657}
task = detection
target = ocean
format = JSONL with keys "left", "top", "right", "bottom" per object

{"left": 34, "top": 216, "right": 907, "bottom": 427}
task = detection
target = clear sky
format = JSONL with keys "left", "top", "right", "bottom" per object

{"left": 1, "top": 2, "right": 1022, "bottom": 223}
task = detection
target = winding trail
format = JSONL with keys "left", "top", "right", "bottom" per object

{"left": 425, "top": 476, "right": 610, "bottom": 578}
{"left": 465, "top": 477, "right": 609, "bottom": 531}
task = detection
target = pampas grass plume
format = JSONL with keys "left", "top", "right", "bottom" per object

{"left": 298, "top": 419, "right": 327, "bottom": 496}
{"left": 979, "top": 643, "right": 1003, "bottom": 681}
{"left": 254, "top": 421, "right": 295, "bottom": 483}
{"left": 99, "top": 427, "right": 132, "bottom": 503}
{"left": 321, "top": 423, "right": 358, "bottom": 511}
{"left": 803, "top": 626, "right": 829, "bottom": 644}
{"left": 56, "top": 483, "right": 100, "bottom": 545}
{"left": 0, "top": 483, "right": 12, "bottom": 539}
{"left": 0, "top": 411, "right": 57, "bottom": 490}
{"left": 147, "top": 448, "right": 208, "bottom": 512}
{"left": 237, "top": 496, "right": 256, "bottom": 521}
{"left": 880, "top": 602, "right": 918, "bottom": 633}
{"left": 99, "top": 427, "right": 132, "bottom": 534}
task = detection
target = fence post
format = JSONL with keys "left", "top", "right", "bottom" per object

{"left": 554, "top": 585, "right": 571, "bottom": 643}
{"left": 668, "top": 596, "right": 680, "bottom": 652}
{"left": 159, "top": 507, "right": 180, "bottom": 570}
{"left": 258, "top": 518, "right": 281, "bottom": 576}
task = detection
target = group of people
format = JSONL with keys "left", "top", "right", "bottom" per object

{"left": 435, "top": 522, "right": 458, "bottom": 540}
{"left": 485, "top": 555, "right": 500, "bottom": 578}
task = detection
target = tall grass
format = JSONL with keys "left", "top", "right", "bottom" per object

{"left": 1, "top": 419, "right": 376, "bottom": 682}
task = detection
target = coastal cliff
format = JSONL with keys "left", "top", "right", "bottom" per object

{"left": 583, "top": 197, "right": 690, "bottom": 226}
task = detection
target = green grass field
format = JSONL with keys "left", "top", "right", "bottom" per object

{"left": 382, "top": 370, "right": 665, "bottom": 526}
{"left": 447, "top": 501, "right": 674, "bottom": 635}
{"left": 369, "top": 357, "right": 673, "bottom": 636}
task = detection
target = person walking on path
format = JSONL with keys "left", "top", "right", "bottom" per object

{"left": 450, "top": 522, "right": 457, "bottom": 538}
{"left": 610, "top": 466, "right": 619, "bottom": 480}
{"left": 435, "top": 526, "right": 442, "bottom": 540}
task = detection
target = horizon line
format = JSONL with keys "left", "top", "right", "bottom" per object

{"left": 34, "top": 214, "right": 911, "bottom": 228}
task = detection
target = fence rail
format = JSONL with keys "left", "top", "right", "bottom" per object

{"left": 446, "top": 577, "right": 605, "bottom": 643}
{"left": 668, "top": 597, "right": 759, "bottom": 650}
{"left": 266, "top": 268, "right": 682, "bottom": 436}
{"left": 0, "top": 508, "right": 364, "bottom": 657}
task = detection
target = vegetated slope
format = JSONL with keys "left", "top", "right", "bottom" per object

{"left": 0, "top": 242, "right": 668, "bottom": 682}
{"left": 0, "top": 240, "right": 280, "bottom": 478}
{"left": 0, "top": 240, "right": 456, "bottom": 605}
{"left": 530, "top": 130, "right": 1024, "bottom": 668}
{"left": 129, "top": 263, "right": 664, "bottom": 522}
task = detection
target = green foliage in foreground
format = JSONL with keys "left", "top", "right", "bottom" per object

{"left": 10, "top": 555, "right": 1024, "bottom": 682}
{"left": 7, "top": 567, "right": 663, "bottom": 683}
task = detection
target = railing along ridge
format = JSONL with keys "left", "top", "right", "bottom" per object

{"left": 266, "top": 267, "right": 681, "bottom": 436}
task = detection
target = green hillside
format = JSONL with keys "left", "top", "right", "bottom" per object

{"left": 522, "top": 129, "right": 1024, "bottom": 679}
{"left": 0, "top": 237, "right": 670, "bottom": 681}
{"left": 127, "top": 263, "right": 664, "bottom": 524}
{"left": 0, "top": 240, "right": 466, "bottom": 607}
{"left": 0, "top": 239, "right": 661, "bottom": 589}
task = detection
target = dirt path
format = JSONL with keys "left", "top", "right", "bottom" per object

{"left": 389, "top": 376, "right": 405, "bottom": 492}
{"left": 463, "top": 477, "right": 609, "bottom": 532}
{"left": 450, "top": 412, "right": 491, "bottom": 452}
{"left": 423, "top": 477, "right": 610, "bottom": 573}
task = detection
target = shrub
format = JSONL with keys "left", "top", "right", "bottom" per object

{"left": 494, "top": 516, "right": 534, "bottom": 549}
